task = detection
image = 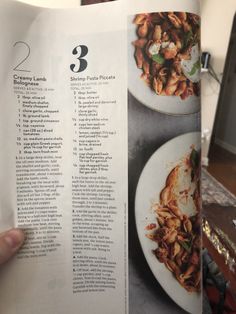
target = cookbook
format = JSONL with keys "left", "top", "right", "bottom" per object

{"left": 0, "top": 0, "right": 201, "bottom": 313}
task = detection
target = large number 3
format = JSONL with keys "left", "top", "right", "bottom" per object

{"left": 70, "top": 45, "right": 88, "bottom": 73}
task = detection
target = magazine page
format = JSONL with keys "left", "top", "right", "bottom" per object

{"left": 0, "top": 1, "right": 127, "bottom": 313}
{"left": 0, "top": 0, "right": 201, "bottom": 313}
{"left": 127, "top": 1, "right": 201, "bottom": 314}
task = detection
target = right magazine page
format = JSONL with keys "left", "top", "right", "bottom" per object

{"left": 127, "top": 1, "right": 201, "bottom": 313}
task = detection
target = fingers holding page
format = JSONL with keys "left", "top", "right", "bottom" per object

{"left": 0, "top": 228, "right": 25, "bottom": 265}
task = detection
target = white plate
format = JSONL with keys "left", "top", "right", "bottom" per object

{"left": 128, "top": 15, "right": 200, "bottom": 115}
{"left": 135, "top": 132, "right": 201, "bottom": 314}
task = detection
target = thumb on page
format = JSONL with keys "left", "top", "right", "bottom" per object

{"left": 0, "top": 228, "right": 25, "bottom": 265}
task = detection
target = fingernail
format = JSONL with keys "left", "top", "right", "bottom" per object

{"left": 4, "top": 229, "right": 24, "bottom": 249}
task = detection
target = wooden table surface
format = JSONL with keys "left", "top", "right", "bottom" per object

{"left": 203, "top": 203, "right": 236, "bottom": 292}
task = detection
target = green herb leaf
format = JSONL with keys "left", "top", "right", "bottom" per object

{"left": 191, "top": 169, "right": 195, "bottom": 182}
{"left": 188, "top": 60, "right": 201, "bottom": 76}
{"left": 179, "top": 240, "right": 191, "bottom": 253}
{"left": 190, "top": 149, "right": 200, "bottom": 170}
{"left": 152, "top": 54, "right": 165, "bottom": 65}
{"left": 184, "top": 30, "right": 193, "bottom": 49}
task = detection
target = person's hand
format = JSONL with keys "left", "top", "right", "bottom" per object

{"left": 0, "top": 228, "right": 25, "bottom": 265}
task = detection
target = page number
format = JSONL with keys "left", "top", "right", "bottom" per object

{"left": 13, "top": 41, "right": 31, "bottom": 72}
{"left": 70, "top": 45, "right": 88, "bottom": 73}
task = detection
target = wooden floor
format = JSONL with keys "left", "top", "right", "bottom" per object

{"left": 207, "top": 143, "right": 236, "bottom": 196}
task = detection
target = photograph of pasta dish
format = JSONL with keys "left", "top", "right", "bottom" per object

{"left": 146, "top": 148, "right": 201, "bottom": 292}
{"left": 132, "top": 12, "right": 200, "bottom": 100}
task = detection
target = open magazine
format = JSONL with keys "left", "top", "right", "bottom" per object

{"left": 0, "top": 0, "right": 201, "bottom": 313}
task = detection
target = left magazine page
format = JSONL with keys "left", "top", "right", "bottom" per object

{"left": 0, "top": 1, "right": 128, "bottom": 314}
